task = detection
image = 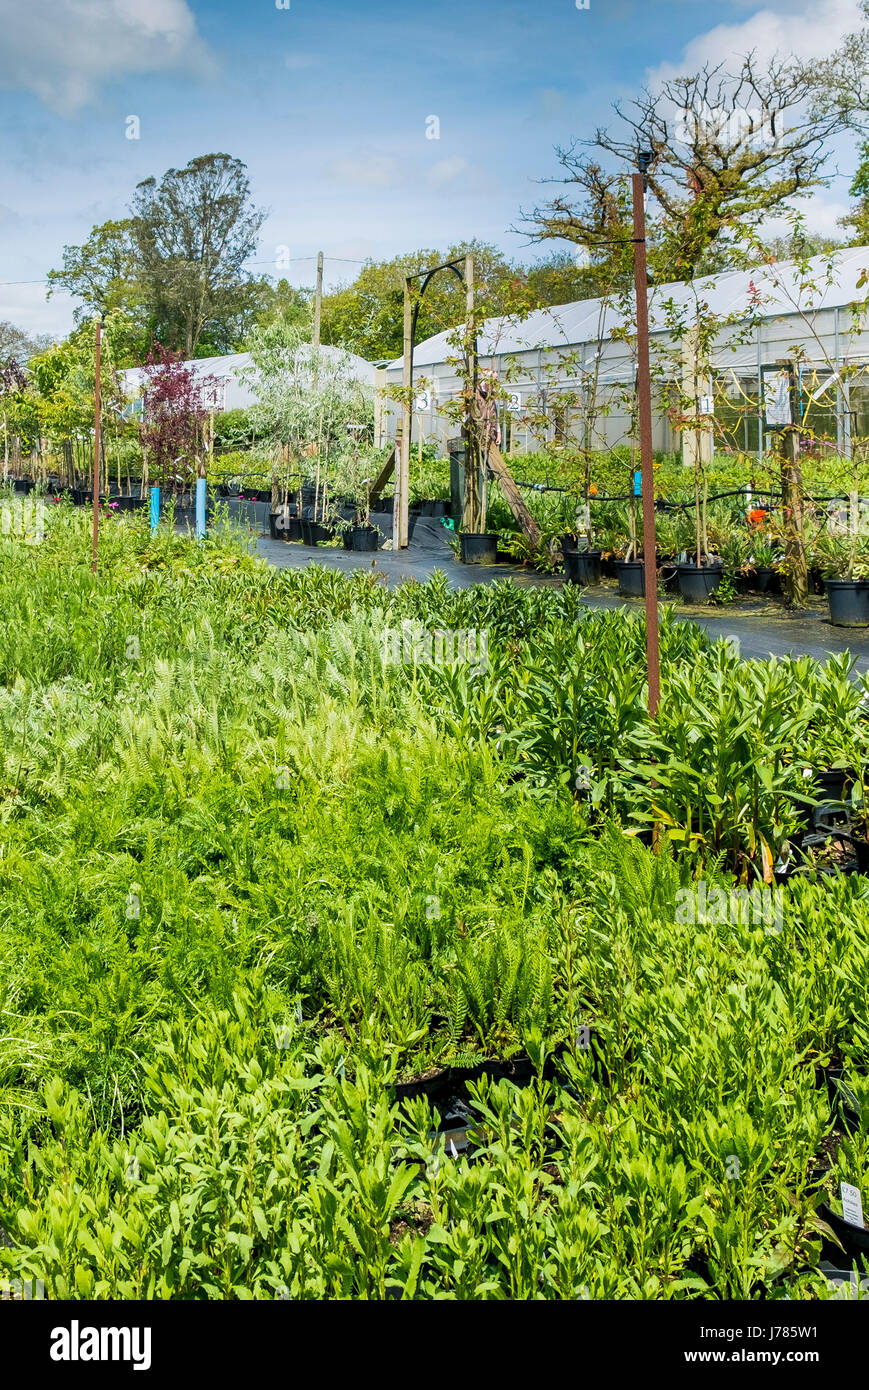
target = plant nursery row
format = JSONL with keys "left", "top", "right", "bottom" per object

{"left": 0, "top": 505, "right": 868, "bottom": 1300}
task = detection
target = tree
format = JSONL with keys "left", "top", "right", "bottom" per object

{"left": 805, "top": 0, "right": 869, "bottom": 135}
{"left": 47, "top": 220, "right": 144, "bottom": 330}
{"left": 130, "top": 153, "right": 266, "bottom": 358}
{"left": 840, "top": 139, "right": 869, "bottom": 246}
{"left": 519, "top": 159, "right": 636, "bottom": 287}
{"left": 523, "top": 250, "right": 614, "bottom": 306}
{"left": 319, "top": 242, "right": 529, "bottom": 361}
{"left": 524, "top": 55, "right": 850, "bottom": 282}
{"left": 0, "top": 321, "right": 54, "bottom": 363}
{"left": 239, "top": 316, "right": 373, "bottom": 510}
{"left": 138, "top": 342, "right": 216, "bottom": 494}
{"left": 253, "top": 278, "right": 312, "bottom": 334}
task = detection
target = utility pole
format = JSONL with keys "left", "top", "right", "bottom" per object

{"left": 632, "top": 160, "right": 660, "bottom": 717}
{"left": 91, "top": 313, "right": 104, "bottom": 574}
{"left": 313, "top": 251, "right": 324, "bottom": 349}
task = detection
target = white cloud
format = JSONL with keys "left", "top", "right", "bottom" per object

{"left": 329, "top": 154, "right": 402, "bottom": 188}
{"left": 0, "top": 0, "right": 215, "bottom": 114}
{"left": 644, "top": 0, "right": 864, "bottom": 243}
{"left": 427, "top": 157, "right": 469, "bottom": 187}
{"left": 647, "top": 0, "right": 862, "bottom": 82}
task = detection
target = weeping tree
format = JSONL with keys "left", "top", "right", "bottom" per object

{"left": 240, "top": 318, "right": 374, "bottom": 518}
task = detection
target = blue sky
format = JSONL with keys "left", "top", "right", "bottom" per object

{"left": 0, "top": 0, "right": 863, "bottom": 339}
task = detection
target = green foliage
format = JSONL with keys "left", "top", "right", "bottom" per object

{"left": 0, "top": 514, "right": 865, "bottom": 1299}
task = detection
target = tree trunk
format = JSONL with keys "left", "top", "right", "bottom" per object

{"left": 781, "top": 427, "right": 808, "bottom": 607}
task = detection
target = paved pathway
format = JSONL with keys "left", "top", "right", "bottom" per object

{"left": 254, "top": 516, "right": 869, "bottom": 674}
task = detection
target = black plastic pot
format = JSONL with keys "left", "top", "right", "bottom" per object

{"left": 285, "top": 517, "right": 303, "bottom": 542}
{"left": 459, "top": 532, "right": 498, "bottom": 564}
{"left": 108, "top": 494, "right": 143, "bottom": 513}
{"left": 814, "top": 768, "right": 857, "bottom": 803}
{"left": 826, "top": 579, "right": 869, "bottom": 628}
{"left": 661, "top": 561, "right": 679, "bottom": 590}
{"left": 12, "top": 478, "right": 34, "bottom": 495}
{"left": 677, "top": 562, "right": 723, "bottom": 603}
{"left": 818, "top": 1202, "right": 869, "bottom": 1261}
{"left": 349, "top": 525, "right": 379, "bottom": 552}
{"left": 563, "top": 548, "right": 602, "bottom": 585}
{"left": 269, "top": 510, "right": 288, "bottom": 540}
{"left": 750, "top": 565, "right": 780, "bottom": 594}
{"left": 615, "top": 560, "right": 645, "bottom": 597}
{"left": 70, "top": 488, "right": 93, "bottom": 506}
{"left": 600, "top": 554, "right": 618, "bottom": 579}
{"left": 301, "top": 520, "right": 332, "bottom": 545}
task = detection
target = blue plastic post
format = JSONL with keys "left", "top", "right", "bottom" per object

{"left": 634, "top": 470, "right": 642, "bottom": 497}
{"left": 195, "top": 477, "right": 206, "bottom": 539}
{"left": 150, "top": 486, "right": 160, "bottom": 534}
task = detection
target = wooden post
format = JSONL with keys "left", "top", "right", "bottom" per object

{"left": 485, "top": 441, "right": 541, "bottom": 547}
{"left": 313, "top": 251, "right": 324, "bottom": 349}
{"left": 461, "top": 253, "right": 479, "bottom": 534}
{"left": 91, "top": 315, "right": 103, "bottom": 573}
{"left": 395, "top": 280, "right": 412, "bottom": 549}
{"left": 631, "top": 172, "right": 660, "bottom": 718}
{"left": 369, "top": 443, "right": 396, "bottom": 507}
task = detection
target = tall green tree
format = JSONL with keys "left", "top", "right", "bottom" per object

{"left": 841, "top": 139, "right": 869, "bottom": 246}
{"left": 47, "top": 219, "right": 144, "bottom": 331}
{"left": 130, "top": 153, "right": 267, "bottom": 358}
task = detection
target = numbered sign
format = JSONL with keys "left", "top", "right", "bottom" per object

{"left": 507, "top": 391, "right": 522, "bottom": 413}
{"left": 414, "top": 389, "right": 431, "bottom": 413}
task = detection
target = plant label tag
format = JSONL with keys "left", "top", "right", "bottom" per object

{"left": 841, "top": 1181, "right": 864, "bottom": 1229}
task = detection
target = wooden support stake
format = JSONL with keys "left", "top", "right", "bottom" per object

{"left": 368, "top": 443, "right": 396, "bottom": 507}
{"left": 485, "top": 441, "right": 541, "bottom": 547}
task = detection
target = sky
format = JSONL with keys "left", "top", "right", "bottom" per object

{"left": 0, "top": 0, "right": 864, "bottom": 341}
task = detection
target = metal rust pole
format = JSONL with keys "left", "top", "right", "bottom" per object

{"left": 91, "top": 314, "right": 103, "bottom": 574}
{"left": 631, "top": 170, "right": 660, "bottom": 717}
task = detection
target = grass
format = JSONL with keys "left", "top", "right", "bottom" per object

{"left": 0, "top": 501, "right": 867, "bottom": 1299}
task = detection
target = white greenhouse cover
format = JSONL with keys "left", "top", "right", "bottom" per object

{"left": 121, "top": 345, "right": 376, "bottom": 411}
{"left": 389, "top": 247, "right": 869, "bottom": 378}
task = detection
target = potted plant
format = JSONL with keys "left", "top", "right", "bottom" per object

{"left": 816, "top": 531, "right": 869, "bottom": 627}
{"left": 675, "top": 452, "right": 723, "bottom": 601}
{"left": 747, "top": 536, "right": 782, "bottom": 593}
